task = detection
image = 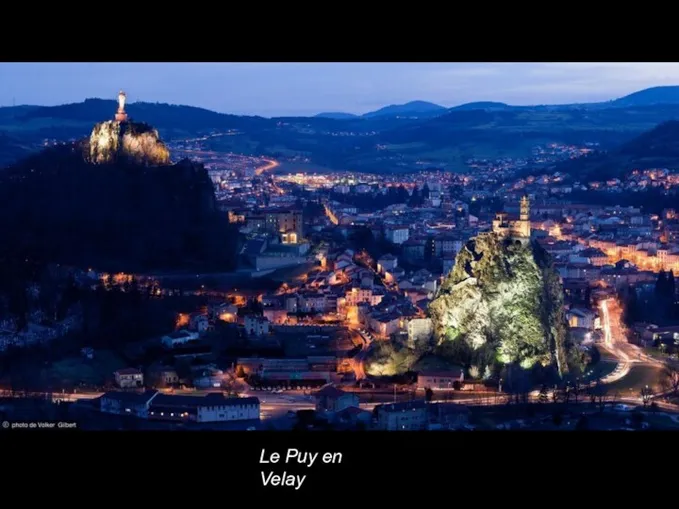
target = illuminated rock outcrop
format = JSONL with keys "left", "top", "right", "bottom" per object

{"left": 428, "top": 232, "right": 569, "bottom": 376}
{"left": 88, "top": 120, "right": 170, "bottom": 166}
{"left": 87, "top": 90, "right": 170, "bottom": 166}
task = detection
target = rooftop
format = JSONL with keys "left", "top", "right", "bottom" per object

{"left": 314, "top": 384, "right": 348, "bottom": 400}
{"left": 418, "top": 368, "right": 464, "bottom": 378}
{"left": 101, "top": 390, "right": 158, "bottom": 405}
{"left": 150, "top": 394, "right": 259, "bottom": 408}
{"left": 378, "top": 400, "right": 428, "bottom": 413}
{"left": 114, "top": 367, "right": 143, "bottom": 376}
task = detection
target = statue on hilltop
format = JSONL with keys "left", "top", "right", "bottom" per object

{"left": 88, "top": 90, "right": 170, "bottom": 166}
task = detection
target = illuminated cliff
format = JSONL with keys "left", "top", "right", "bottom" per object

{"left": 428, "top": 232, "right": 570, "bottom": 376}
{"left": 88, "top": 120, "right": 170, "bottom": 166}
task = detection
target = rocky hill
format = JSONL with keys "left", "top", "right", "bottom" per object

{"left": 553, "top": 120, "right": 679, "bottom": 181}
{"left": 610, "top": 86, "right": 679, "bottom": 107}
{"left": 0, "top": 144, "right": 237, "bottom": 272}
{"left": 362, "top": 232, "right": 581, "bottom": 380}
{"left": 428, "top": 233, "right": 570, "bottom": 376}
{"left": 89, "top": 120, "right": 170, "bottom": 165}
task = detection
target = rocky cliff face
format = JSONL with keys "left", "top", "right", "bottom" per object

{"left": 89, "top": 120, "right": 170, "bottom": 166}
{"left": 428, "top": 233, "right": 569, "bottom": 376}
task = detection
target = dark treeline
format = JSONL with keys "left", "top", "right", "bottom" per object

{"left": 623, "top": 270, "right": 679, "bottom": 327}
{"left": 0, "top": 273, "right": 211, "bottom": 391}
{"left": 0, "top": 144, "right": 239, "bottom": 273}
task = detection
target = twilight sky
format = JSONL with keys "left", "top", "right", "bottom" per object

{"left": 2, "top": 62, "right": 679, "bottom": 117}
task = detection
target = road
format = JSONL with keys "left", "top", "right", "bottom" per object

{"left": 255, "top": 158, "right": 279, "bottom": 176}
{"left": 595, "top": 297, "right": 668, "bottom": 404}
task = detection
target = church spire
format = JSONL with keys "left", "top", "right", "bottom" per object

{"left": 520, "top": 194, "right": 529, "bottom": 222}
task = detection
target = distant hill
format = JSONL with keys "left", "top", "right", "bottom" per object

{"left": 362, "top": 100, "right": 447, "bottom": 118}
{"left": 315, "top": 112, "right": 359, "bottom": 119}
{"left": 18, "top": 98, "right": 270, "bottom": 133}
{"left": 611, "top": 86, "right": 679, "bottom": 107}
{"left": 553, "top": 120, "right": 679, "bottom": 181}
{"left": 0, "top": 131, "right": 36, "bottom": 167}
{"left": 8, "top": 86, "right": 679, "bottom": 175}
{"left": 449, "top": 101, "right": 510, "bottom": 111}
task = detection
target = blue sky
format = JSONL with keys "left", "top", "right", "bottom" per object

{"left": 2, "top": 62, "right": 679, "bottom": 117}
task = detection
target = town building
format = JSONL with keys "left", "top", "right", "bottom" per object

{"left": 313, "top": 384, "right": 360, "bottom": 413}
{"left": 100, "top": 390, "right": 159, "bottom": 418}
{"left": 375, "top": 400, "right": 429, "bottom": 430}
{"left": 189, "top": 313, "right": 209, "bottom": 333}
{"left": 114, "top": 368, "right": 144, "bottom": 389}
{"left": 417, "top": 369, "right": 464, "bottom": 390}
{"left": 265, "top": 208, "right": 303, "bottom": 239}
{"left": 427, "top": 403, "right": 470, "bottom": 430}
{"left": 162, "top": 330, "right": 200, "bottom": 348}
{"left": 211, "top": 302, "right": 239, "bottom": 323}
{"left": 263, "top": 307, "right": 288, "bottom": 324}
{"left": 385, "top": 226, "right": 410, "bottom": 245}
{"left": 566, "top": 307, "right": 596, "bottom": 330}
{"left": 377, "top": 254, "right": 398, "bottom": 274}
{"left": 244, "top": 315, "right": 271, "bottom": 336}
{"left": 148, "top": 393, "right": 260, "bottom": 423}
{"left": 407, "top": 318, "right": 433, "bottom": 347}
{"left": 146, "top": 364, "right": 180, "bottom": 388}
{"left": 334, "top": 406, "right": 373, "bottom": 428}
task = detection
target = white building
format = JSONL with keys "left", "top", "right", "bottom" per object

{"left": 417, "top": 369, "right": 464, "bottom": 390}
{"left": 162, "top": 329, "right": 200, "bottom": 348}
{"left": 100, "top": 390, "right": 159, "bottom": 417}
{"left": 148, "top": 394, "right": 260, "bottom": 423}
{"left": 114, "top": 368, "right": 144, "bottom": 389}
{"left": 376, "top": 400, "right": 428, "bottom": 430}
{"left": 244, "top": 315, "right": 271, "bottom": 336}
{"left": 189, "top": 313, "right": 209, "bottom": 333}
{"left": 407, "top": 318, "right": 433, "bottom": 347}
{"left": 567, "top": 308, "right": 596, "bottom": 330}
{"left": 385, "top": 227, "right": 410, "bottom": 245}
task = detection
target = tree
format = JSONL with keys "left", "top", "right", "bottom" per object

{"left": 588, "top": 370, "right": 608, "bottom": 412}
{"left": 538, "top": 385, "right": 549, "bottom": 404}
{"left": 570, "top": 377, "right": 583, "bottom": 404}
{"left": 640, "top": 385, "right": 653, "bottom": 407}
{"left": 424, "top": 387, "right": 434, "bottom": 402}
{"left": 469, "top": 365, "right": 480, "bottom": 379}
{"left": 551, "top": 385, "right": 561, "bottom": 404}
{"left": 660, "top": 362, "right": 679, "bottom": 396}
{"left": 623, "top": 286, "right": 639, "bottom": 326}
{"left": 408, "top": 187, "right": 421, "bottom": 207}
